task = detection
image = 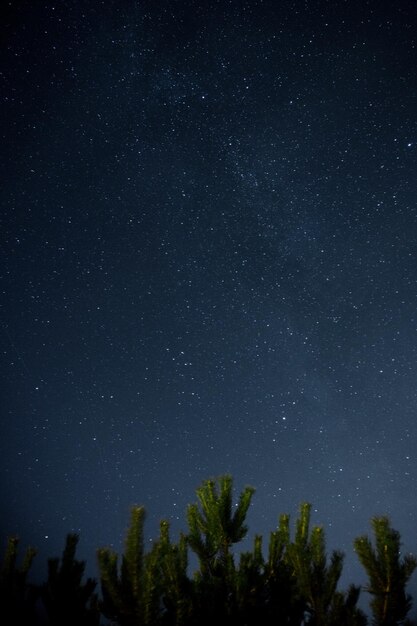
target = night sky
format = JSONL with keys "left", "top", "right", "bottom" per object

{"left": 2, "top": 0, "right": 417, "bottom": 613}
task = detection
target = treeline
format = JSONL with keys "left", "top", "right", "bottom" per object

{"left": 1, "top": 475, "right": 417, "bottom": 626}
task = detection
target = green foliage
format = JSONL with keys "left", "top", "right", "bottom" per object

{"left": 266, "top": 502, "right": 366, "bottom": 626}
{"left": 98, "top": 505, "right": 148, "bottom": 625}
{"left": 183, "top": 484, "right": 365, "bottom": 626}
{"left": 98, "top": 506, "right": 192, "bottom": 626}
{"left": 41, "top": 533, "right": 99, "bottom": 626}
{"left": 354, "top": 516, "right": 417, "bottom": 626}
{"left": 148, "top": 520, "right": 192, "bottom": 626}
{"left": 328, "top": 585, "right": 368, "bottom": 626}
{"left": 284, "top": 502, "right": 346, "bottom": 625}
{"left": 186, "top": 474, "right": 255, "bottom": 575}
{"left": 185, "top": 475, "right": 255, "bottom": 624}
{"left": 5, "top": 474, "right": 417, "bottom": 626}
{"left": 263, "top": 512, "right": 305, "bottom": 624}
{"left": 234, "top": 534, "right": 265, "bottom": 621}
{"left": 0, "top": 535, "right": 38, "bottom": 625}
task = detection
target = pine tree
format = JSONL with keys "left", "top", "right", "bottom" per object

{"left": 186, "top": 474, "right": 255, "bottom": 624}
{"left": 41, "top": 533, "right": 99, "bottom": 626}
{"left": 0, "top": 536, "right": 38, "bottom": 625}
{"left": 149, "top": 520, "right": 192, "bottom": 626}
{"left": 186, "top": 475, "right": 255, "bottom": 575}
{"left": 284, "top": 502, "right": 362, "bottom": 626}
{"left": 98, "top": 505, "right": 192, "bottom": 626}
{"left": 327, "top": 584, "right": 367, "bottom": 626}
{"left": 264, "top": 512, "right": 305, "bottom": 625}
{"left": 354, "top": 516, "right": 417, "bottom": 626}
{"left": 98, "top": 505, "right": 150, "bottom": 625}
{"left": 234, "top": 534, "right": 266, "bottom": 625}
{"left": 234, "top": 526, "right": 300, "bottom": 626}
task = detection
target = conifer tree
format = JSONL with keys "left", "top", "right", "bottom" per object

{"left": 186, "top": 475, "right": 255, "bottom": 574}
{"left": 186, "top": 474, "right": 255, "bottom": 624}
{"left": 149, "top": 520, "right": 192, "bottom": 626}
{"left": 41, "top": 533, "right": 99, "bottom": 626}
{"left": 234, "top": 534, "right": 267, "bottom": 624}
{"left": 98, "top": 505, "right": 191, "bottom": 626}
{"left": 234, "top": 527, "right": 300, "bottom": 626}
{"left": 327, "top": 584, "right": 367, "bottom": 626}
{"left": 98, "top": 505, "right": 150, "bottom": 625}
{"left": 284, "top": 502, "right": 363, "bottom": 626}
{"left": 265, "top": 512, "right": 305, "bottom": 625}
{"left": 354, "top": 516, "right": 417, "bottom": 626}
{"left": 0, "top": 536, "right": 38, "bottom": 625}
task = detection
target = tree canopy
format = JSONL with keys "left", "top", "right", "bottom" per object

{"left": 2, "top": 474, "right": 416, "bottom": 626}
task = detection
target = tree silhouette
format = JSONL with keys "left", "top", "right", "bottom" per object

{"left": 148, "top": 519, "right": 192, "bottom": 626}
{"left": 98, "top": 505, "right": 149, "bottom": 625}
{"left": 6, "top": 473, "right": 417, "bottom": 625}
{"left": 283, "top": 502, "right": 366, "bottom": 626}
{"left": 40, "top": 533, "right": 99, "bottom": 626}
{"left": 354, "top": 516, "right": 417, "bottom": 626}
{"left": 186, "top": 474, "right": 255, "bottom": 574}
{"left": 0, "top": 536, "right": 38, "bottom": 625}
{"left": 98, "top": 505, "right": 192, "bottom": 626}
{"left": 186, "top": 474, "right": 255, "bottom": 624}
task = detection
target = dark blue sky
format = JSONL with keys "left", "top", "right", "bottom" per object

{"left": 2, "top": 0, "right": 417, "bottom": 614}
